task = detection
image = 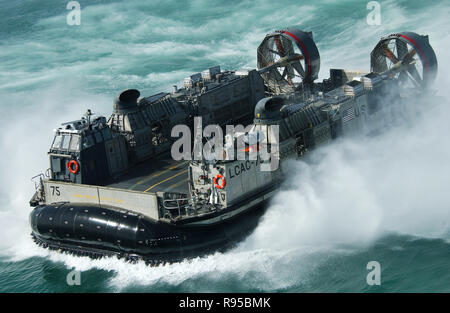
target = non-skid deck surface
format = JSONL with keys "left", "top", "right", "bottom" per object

{"left": 105, "top": 154, "right": 190, "bottom": 194}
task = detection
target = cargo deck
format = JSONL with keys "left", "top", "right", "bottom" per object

{"left": 104, "top": 153, "right": 190, "bottom": 194}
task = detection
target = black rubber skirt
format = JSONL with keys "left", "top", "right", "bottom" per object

{"left": 30, "top": 202, "right": 266, "bottom": 263}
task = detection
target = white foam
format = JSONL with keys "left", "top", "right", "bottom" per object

{"left": 0, "top": 83, "right": 110, "bottom": 259}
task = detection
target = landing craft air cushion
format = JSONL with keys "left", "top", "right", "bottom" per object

{"left": 29, "top": 29, "right": 438, "bottom": 263}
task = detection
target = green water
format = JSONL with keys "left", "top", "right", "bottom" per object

{"left": 0, "top": 0, "right": 449, "bottom": 292}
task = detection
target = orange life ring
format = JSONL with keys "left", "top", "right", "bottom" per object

{"left": 213, "top": 174, "right": 226, "bottom": 189}
{"left": 67, "top": 160, "right": 79, "bottom": 174}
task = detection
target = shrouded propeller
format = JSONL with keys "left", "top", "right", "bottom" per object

{"left": 371, "top": 32, "right": 438, "bottom": 89}
{"left": 257, "top": 28, "right": 320, "bottom": 94}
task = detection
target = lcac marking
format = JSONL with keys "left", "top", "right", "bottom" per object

{"left": 228, "top": 159, "right": 260, "bottom": 179}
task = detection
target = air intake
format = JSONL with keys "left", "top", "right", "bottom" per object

{"left": 113, "top": 89, "right": 140, "bottom": 113}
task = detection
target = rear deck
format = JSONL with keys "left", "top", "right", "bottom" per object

{"left": 104, "top": 153, "right": 190, "bottom": 194}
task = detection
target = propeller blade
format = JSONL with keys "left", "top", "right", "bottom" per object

{"left": 286, "top": 65, "right": 296, "bottom": 86}
{"left": 287, "top": 53, "right": 304, "bottom": 61}
{"left": 383, "top": 45, "right": 399, "bottom": 64}
{"left": 396, "top": 39, "right": 408, "bottom": 61}
{"left": 269, "top": 49, "right": 281, "bottom": 56}
{"left": 291, "top": 60, "right": 305, "bottom": 78}
{"left": 280, "top": 64, "right": 294, "bottom": 86}
{"left": 274, "top": 35, "right": 286, "bottom": 57}
{"left": 404, "top": 49, "right": 416, "bottom": 62}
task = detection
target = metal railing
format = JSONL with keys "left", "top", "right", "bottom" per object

{"left": 31, "top": 173, "right": 44, "bottom": 191}
{"left": 162, "top": 193, "right": 192, "bottom": 218}
{"left": 30, "top": 168, "right": 52, "bottom": 202}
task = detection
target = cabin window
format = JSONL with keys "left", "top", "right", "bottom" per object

{"left": 69, "top": 135, "right": 80, "bottom": 151}
{"left": 52, "top": 135, "right": 63, "bottom": 149}
{"left": 61, "top": 135, "right": 71, "bottom": 150}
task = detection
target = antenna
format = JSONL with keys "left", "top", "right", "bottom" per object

{"left": 85, "top": 109, "right": 93, "bottom": 127}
